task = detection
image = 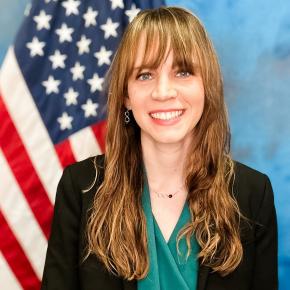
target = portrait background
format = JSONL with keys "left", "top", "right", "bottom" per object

{"left": 0, "top": 0, "right": 289, "bottom": 289}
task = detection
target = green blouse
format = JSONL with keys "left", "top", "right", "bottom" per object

{"left": 138, "top": 181, "right": 199, "bottom": 290}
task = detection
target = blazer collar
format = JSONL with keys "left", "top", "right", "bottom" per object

{"left": 123, "top": 279, "right": 136, "bottom": 290}
{"left": 197, "top": 264, "right": 210, "bottom": 290}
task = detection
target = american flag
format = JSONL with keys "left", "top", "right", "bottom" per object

{"left": 0, "top": 0, "right": 164, "bottom": 289}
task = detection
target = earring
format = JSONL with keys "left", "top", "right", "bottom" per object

{"left": 124, "top": 109, "right": 130, "bottom": 124}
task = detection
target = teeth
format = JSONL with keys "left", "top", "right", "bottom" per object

{"left": 150, "top": 110, "right": 183, "bottom": 120}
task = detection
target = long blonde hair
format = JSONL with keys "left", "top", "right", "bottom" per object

{"left": 87, "top": 6, "right": 242, "bottom": 279}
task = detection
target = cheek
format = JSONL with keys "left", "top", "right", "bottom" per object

{"left": 191, "top": 98, "right": 205, "bottom": 125}
{"left": 194, "top": 83, "right": 205, "bottom": 111}
{"left": 199, "top": 94, "right": 205, "bottom": 112}
{"left": 187, "top": 85, "right": 205, "bottom": 111}
{"left": 127, "top": 86, "right": 146, "bottom": 110}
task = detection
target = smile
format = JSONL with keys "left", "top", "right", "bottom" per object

{"left": 149, "top": 110, "right": 184, "bottom": 121}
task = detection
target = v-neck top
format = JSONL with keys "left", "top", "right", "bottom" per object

{"left": 138, "top": 181, "right": 199, "bottom": 290}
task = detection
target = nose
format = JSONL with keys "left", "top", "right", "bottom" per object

{"left": 151, "top": 75, "right": 177, "bottom": 100}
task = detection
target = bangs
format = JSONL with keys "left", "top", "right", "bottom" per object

{"left": 128, "top": 8, "right": 201, "bottom": 75}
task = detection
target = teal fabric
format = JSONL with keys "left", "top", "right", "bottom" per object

{"left": 138, "top": 181, "right": 199, "bottom": 290}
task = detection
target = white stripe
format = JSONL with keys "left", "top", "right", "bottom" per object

{"left": 0, "top": 47, "right": 62, "bottom": 203}
{"left": 69, "top": 126, "right": 101, "bottom": 161}
{"left": 0, "top": 253, "right": 21, "bottom": 290}
{"left": 0, "top": 149, "right": 48, "bottom": 279}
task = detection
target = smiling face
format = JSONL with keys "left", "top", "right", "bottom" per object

{"left": 106, "top": 7, "right": 227, "bottom": 158}
{"left": 126, "top": 37, "right": 205, "bottom": 147}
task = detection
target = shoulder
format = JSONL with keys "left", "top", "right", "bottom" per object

{"left": 234, "top": 161, "right": 270, "bottom": 191}
{"left": 62, "top": 154, "right": 105, "bottom": 192}
{"left": 53, "top": 155, "right": 105, "bottom": 224}
{"left": 232, "top": 161, "right": 274, "bottom": 220}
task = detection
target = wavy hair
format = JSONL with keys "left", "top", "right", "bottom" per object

{"left": 87, "top": 6, "right": 242, "bottom": 279}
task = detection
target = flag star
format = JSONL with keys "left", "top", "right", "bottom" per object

{"left": 49, "top": 50, "right": 67, "bottom": 69}
{"left": 70, "top": 62, "right": 85, "bottom": 81}
{"left": 76, "top": 35, "right": 91, "bottom": 55}
{"left": 94, "top": 46, "right": 113, "bottom": 66}
{"left": 81, "top": 99, "right": 99, "bottom": 118}
{"left": 26, "top": 37, "right": 45, "bottom": 57}
{"left": 64, "top": 87, "right": 79, "bottom": 105}
{"left": 83, "top": 7, "right": 98, "bottom": 27}
{"left": 55, "top": 23, "right": 74, "bottom": 43}
{"left": 57, "top": 112, "right": 73, "bottom": 130}
{"left": 110, "top": 0, "right": 124, "bottom": 10}
{"left": 42, "top": 75, "right": 61, "bottom": 94}
{"left": 100, "top": 18, "right": 119, "bottom": 39}
{"left": 87, "top": 73, "right": 104, "bottom": 92}
{"left": 61, "top": 0, "right": 80, "bottom": 16}
{"left": 33, "top": 10, "right": 52, "bottom": 30}
{"left": 125, "top": 4, "right": 141, "bottom": 22}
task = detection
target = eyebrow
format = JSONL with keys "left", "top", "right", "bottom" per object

{"left": 132, "top": 66, "right": 145, "bottom": 71}
{"left": 130, "top": 66, "right": 153, "bottom": 77}
{"left": 132, "top": 63, "right": 196, "bottom": 72}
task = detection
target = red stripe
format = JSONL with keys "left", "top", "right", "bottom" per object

{"left": 0, "top": 95, "right": 53, "bottom": 239}
{"left": 0, "top": 210, "right": 40, "bottom": 290}
{"left": 91, "top": 120, "right": 106, "bottom": 152}
{"left": 55, "top": 138, "right": 76, "bottom": 168}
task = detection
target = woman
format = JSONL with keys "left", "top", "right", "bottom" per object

{"left": 41, "top": 6, "right": 278, "bottom": 290}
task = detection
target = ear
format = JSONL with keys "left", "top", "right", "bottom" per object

{"left": 124, "top": 97, "right": 131, "bottom": 110}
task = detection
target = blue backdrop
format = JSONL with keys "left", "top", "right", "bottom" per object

{"left": 1, "top": 1, "right": 289, "bottom": 289}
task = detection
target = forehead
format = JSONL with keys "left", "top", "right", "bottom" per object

{"left": 132, "top": 33, "right": 167, "bottom": 66}
{"left": 130, "top": 31, "right": 198, "bottom": 73}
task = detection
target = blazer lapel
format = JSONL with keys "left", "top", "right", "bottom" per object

{"left": 123, "top": 279, "right": 137, "bottom": 290}
{"left": 197, "top": 264, "right": 210, "bottom": 290}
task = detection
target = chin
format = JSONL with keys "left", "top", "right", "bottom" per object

{"left": 141, "top": 128, "right": 193, "bottom": 146}
{"left": 153, "top": 134, "right": 188, "bottom": 145}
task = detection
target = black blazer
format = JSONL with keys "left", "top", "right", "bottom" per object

{"left": 41, "top": 155, "right": 278, "bottom": 290}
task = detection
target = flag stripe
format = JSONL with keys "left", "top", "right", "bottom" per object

{"left": 0, "top": 211, "right": 40, "bottom": 290}
{"left": 0, "top": 47, "right": 63, "bottom": 203}
{"left": 0, "top": 253, "right": 22, "bottom": 290}
{"left": 69, "top": 126, "right": 102, "bottom": 162}
{"left": 0, "top": 149, "right": 47, "bottom": 279}
{"left": 55, "top": 139, "right": 76, "bottom": 168}
{"left": 91, "top": 120, "right": 106, "bottom": 153}
{"left": 0, "top": 94, "right": 53, "bottom": 239}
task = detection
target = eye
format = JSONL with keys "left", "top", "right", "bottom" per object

{"left": 176, "top": 71, "right": 192, "bottom": 78}
{"left": 137, "top": 72, "right": 152, "bottom": 81}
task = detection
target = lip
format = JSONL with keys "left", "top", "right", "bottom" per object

{"left": 149, "top": 109, "right": 185, "bottom": 114}
{"left": 148, "top": 109, "right": 185, "bottom": 126}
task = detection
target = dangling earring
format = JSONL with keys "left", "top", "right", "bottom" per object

{"left": 124, "top": 109, "right": 130, "bottom": 124}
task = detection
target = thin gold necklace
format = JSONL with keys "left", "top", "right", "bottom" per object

{"left": 151, "top": 185, "right": 184, "bottom": 199}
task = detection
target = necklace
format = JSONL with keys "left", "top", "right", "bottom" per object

{"left": 151, "top": 185, "right": 184, "bottom": 199}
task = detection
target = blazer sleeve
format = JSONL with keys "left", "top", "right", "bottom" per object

{"left": 41, "top": 165, "right": 82, "bottom": 290}
{"left": 252, "top": 175, "right": 278, "bottom": 290}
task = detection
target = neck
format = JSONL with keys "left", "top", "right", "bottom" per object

{"left": 142, "top": 135, "right": 191, "bottom": 191}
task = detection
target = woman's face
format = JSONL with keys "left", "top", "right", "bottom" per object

{"left": 126, "top": 37, "right": 205, "bottom": 147}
